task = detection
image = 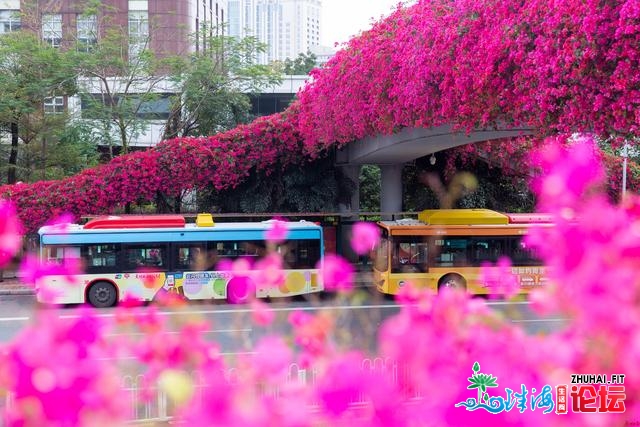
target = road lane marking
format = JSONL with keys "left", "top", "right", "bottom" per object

{"left": 58, "top": 304, "right": 402, "bottom": 319}
{"left": 0, "top": 317, "right": 30, "bottom": 322}
{"left": 105, "top": 328, "right": 252, "bottom": 337}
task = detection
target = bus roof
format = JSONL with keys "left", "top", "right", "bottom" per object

{"left": 379, "top": 209, "right": 552, "bottom": 229}
{"left": 418, "top": 209, "right": 509, "bottom": 225}
{"left": 38, "top": 215, "right": 323, "bottom": 245}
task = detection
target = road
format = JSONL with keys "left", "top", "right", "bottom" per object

{"left": 0, "top": 293, "right": 566, "bottom": 350}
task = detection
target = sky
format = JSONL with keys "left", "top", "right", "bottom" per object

{"left": 321, "top": 0, "right": 411, "bottom": 47}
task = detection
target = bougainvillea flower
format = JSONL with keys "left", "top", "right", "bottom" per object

{"left": 264, "top": 218, "right": 289, "bottom": 243}
{"left": 350, "top": 221, "right": 381, "bottom": 255}
{"left": 0, "top": 200, "right": 22, "bottom": 268}
{"left": 316, "top": 254, "right": 355, "bottom": 291}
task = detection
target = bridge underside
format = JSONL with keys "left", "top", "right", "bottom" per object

{"left": 336, "top": 126, "right": 532, "bottom": 220}
{"left": 336, "top": 125, "right": 532, "bottom": 165}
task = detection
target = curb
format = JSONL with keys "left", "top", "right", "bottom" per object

{"left": 0, "top": 288, "right": 35, "bottom": 296}
{"left": 0, "top": 273, "right": 375, "bottom": 297}
{"left": 0, "top": 278, "right": 35, "bottom": 296}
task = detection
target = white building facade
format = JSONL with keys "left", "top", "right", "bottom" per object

{"left": 229, "top": 0, "right": 322, "bottom": 64}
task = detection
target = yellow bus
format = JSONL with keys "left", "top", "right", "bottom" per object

{"left": 373, "top": 209, "right": 551, "bottom": 296}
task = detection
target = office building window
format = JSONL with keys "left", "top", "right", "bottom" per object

{"left": 128, "top": 11, "right": 148, "bottom": 60}
{"left": 42, "top": 14, "right": 62, "bottom": 48}
{"left": 77, "top": 14, "right": 97, "bottom": 51}
{"left": 44, "top": 96, "right": 64, "bottom": 114}
{"left": 0, "top": 10, "right": 20, "bottom": 33}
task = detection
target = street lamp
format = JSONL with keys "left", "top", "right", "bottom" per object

{"left": 621, "top": 143, "right": 630, "bottom": 200}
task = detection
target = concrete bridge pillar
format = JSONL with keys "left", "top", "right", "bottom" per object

{"left": 380, "top": 164, "right": 403, "bottom": 219}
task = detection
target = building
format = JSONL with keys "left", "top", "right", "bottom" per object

{"left": 227, "top": 0, "right": 255, "bottom": 39}
{"left": 228, "top": 0, "right": 322, "bottom": 64}
{"left": 0, "top": 0, "right": 229, "bottom": 149}
{"left": 1, "top": 0, "right": 227, "bottom": 56}
{"left": 0, "top": 1, "right": 316, "bottom": 150}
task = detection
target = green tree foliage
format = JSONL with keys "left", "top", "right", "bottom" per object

{"left": 198, "top": 154, "right": 355, "bottom": 213}
{"left": 403, "top": 153, "right": 536, "bottom": 212}
{"left": 282, "top": 51, "right": 318, "bottom": 75}
{"left": 71, "top": 16, "right": 167, "bottom": 158}
{"left": 0, "top": 31, "right": 77, "bottom": 183}
{"left": 164, "top": 24, "right": 282, "bottom": 139}
{"left": 359, "top": 165, "right": 381, "bottom": 212}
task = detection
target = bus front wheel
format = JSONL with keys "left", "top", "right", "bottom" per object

{"left": 438, "top": 274, "right": 467, "bottom": 292}
{"left": 87, "top": 282, "right": 118, "bottom": 308}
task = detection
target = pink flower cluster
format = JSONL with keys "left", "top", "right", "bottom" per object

{"left": 0, "top": 0, "right": 638, "bottom": 232}
{"left": 0, "top": 137, "right": 639, "bottom": 426}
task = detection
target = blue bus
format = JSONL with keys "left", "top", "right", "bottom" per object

{"left": 37, "top": 214, "right": 324, "bottom": 307}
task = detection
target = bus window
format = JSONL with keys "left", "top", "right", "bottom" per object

{"left": 469, "top": 238, "right": 507, "bottom": 264}
{"left": 509, "top": 237, "right": 542, "bottom": 266}
{"left": 433, "top": 238, "right": 469, "bottom": 267}
{"left": 82, "top": 244, "right": 119, "bottom": 273}
{"left": 44, "top": 245, "right": 80, "bottom": 264}
{"left": 122, "top": 244, "right": 168, "bottom": 271}
{"left": 278, "top": 240, "right": 320, "bottom": 269}
{"left": 174, "top": 244, "right": 207, "bottom": 271}
{"left": 374, "top": 237, "right": 389, "bottom": 272}
{"left": 391, "top": 238, "right": 428, "bottom": 273}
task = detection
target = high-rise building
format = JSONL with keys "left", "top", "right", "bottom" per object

{"left": 229, "top": 0, "right": 321, "bottom": 64}
{"left": 227, "top": 0, "right": 255, "bottom": 39}
{"left": 0, "top": 0, "right": 227, "bottom": 58}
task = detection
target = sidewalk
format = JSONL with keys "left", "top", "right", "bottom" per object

{"left": 0, "top": 272, "right": 34, "bottom": 296}
{"left": 0, "top": 270, "right": 374, "bottom": 296}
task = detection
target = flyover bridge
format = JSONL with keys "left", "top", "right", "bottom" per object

{"left": 336, "top": 125, "right": 532, "bottom": 216}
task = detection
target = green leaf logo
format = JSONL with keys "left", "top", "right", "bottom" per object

{"left": 467, "top": 362, "right": 499, "bottom": 403}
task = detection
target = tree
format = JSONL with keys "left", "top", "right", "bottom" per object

{"left": 71, "top": 5, "right": 170, "bottom": 158}
{"left": 0, "top": 31, "right": 77, "bottom": 184}
{"left": 197, "top": 154, "right": 355, "bottom": 214}
{"left": 282, "top": 51, "right": 318, "bottom": 75}
{"left": 359, "top": 165, "right": 381, "bottom": 212}
{"left": 163, "top": 24, "right": 283, "bottom": 140}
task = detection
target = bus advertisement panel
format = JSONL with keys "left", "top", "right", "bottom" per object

{"left": 37, "top": 214, "right": 324, "bottom": 307}
{"left": 373, "top": 209, "right": 550, "bottom": 296}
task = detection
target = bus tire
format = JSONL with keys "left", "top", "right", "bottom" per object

{"left": 87, "top": 281, "right": 118, "bottom": 308}
{"left": 438, "top": 274, "right": 467, "bottom": 292}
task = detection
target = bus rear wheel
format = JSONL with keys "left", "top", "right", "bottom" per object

{"left": 438, "top": 274, "right": 467, "bottom": 292}
{"left": 87, "top": 282, "right": 118, "bottom": 308}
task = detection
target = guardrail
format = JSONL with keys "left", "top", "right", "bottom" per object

{"left": 2, "top": 357, "right": 419, "bottom": 424}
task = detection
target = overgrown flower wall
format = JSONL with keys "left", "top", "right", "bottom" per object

{"left": 1, "top": 0, "right": 638, "bottom": 232}
{"left": 0, "top": 0, "right": 639, "bottom": 424}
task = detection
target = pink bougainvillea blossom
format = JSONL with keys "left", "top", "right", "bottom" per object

{"left": 18, "top": 254, "right": 82, "bottom": 302}
{"left": 0, "top": 200, "right": 22, "bottom": 268}
{"left": 253, "top": 253, "right": 285, "bottom": 289}
{"left": 250, "top": 298, "right": 275, "bottom": 326}
{"left": 0, "top": 0, "right": 636, "bottom": 233}
{"left": 0, "top": 0, "right": 638, "bottom": 424}
{"left": 479, "top": 256, "right": 520, "bottom": 299}
{"left": 2, "top": 308, "right": 128, "bottom": 426}
{"left": 316, "top": 254, "right": 355, "bottom": 291}
{"left": 264, "top": 218, "right": 289, "bottom": 244}
{"left": 250, "top": 335, "right": 293, "bottom": 380}
{"left": 350, "top": 221, "right": 381, "bottom": 255}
